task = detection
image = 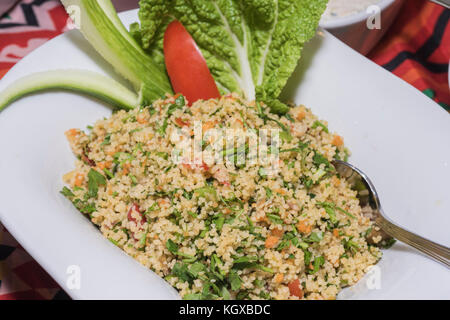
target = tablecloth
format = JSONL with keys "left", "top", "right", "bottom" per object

{"left": 0, "top": 0, "right": 449, "bottom": 300}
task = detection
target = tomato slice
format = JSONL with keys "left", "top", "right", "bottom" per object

{"left": 164, "top": 20, "right": 220, "bottom": 105}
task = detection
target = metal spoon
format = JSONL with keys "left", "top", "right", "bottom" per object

{"left": 429, "top": 0, "right": 450, "bottom": 9}
{"left": 332, "top": 160, "right": 450, "bottom": 268}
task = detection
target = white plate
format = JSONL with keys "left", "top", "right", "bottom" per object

{"left": 0, "top": 10, "right": 449, "bottom": 300}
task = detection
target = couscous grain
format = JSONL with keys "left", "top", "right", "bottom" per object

{"left": 61, "top": 93, "right": 382, "bottom": 300}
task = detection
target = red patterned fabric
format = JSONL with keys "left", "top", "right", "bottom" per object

{"left": 0, "top": 0, "right": 70, "bottom": 78}
{"left": 0, "top": 225, "right": 62, "bottom": 300}
{"left": 0, "top": 0, "right": 449, "bottom": 300}
{"left": 369, "top": 1, "right": 450, "bottom": 110}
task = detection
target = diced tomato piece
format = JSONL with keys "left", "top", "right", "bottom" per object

{"left": 127, "top": 203, "right": 146, "bottom": 225}
{"left": 175, "top": 117, "right": 190, "bottom": 127}
{"left": 81, "top": 151, "right": 95, "bottom": 167}
{"left": 288, "top": 279, "right": 303, "bottom": 298}
{"left": 200, "top": 161, "right": 210, "bottom": 171}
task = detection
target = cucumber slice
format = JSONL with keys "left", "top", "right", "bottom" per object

{"left": 61, "top": 0, "right": 173, "bottom": 102}
{"left": 0, "top": 70, "right": 141, "bottom": 112}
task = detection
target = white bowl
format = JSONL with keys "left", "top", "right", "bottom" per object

{"left": 319, "top": 0, "right": 405, "bottom": 55}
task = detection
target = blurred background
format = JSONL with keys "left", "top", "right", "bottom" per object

{"left": 0, "top": 0, "right": 449, "bottom": 300}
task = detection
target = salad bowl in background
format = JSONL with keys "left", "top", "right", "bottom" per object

{"left": 320, "top": 0, "right": 405, "bottom": 55}
{"left": 0, "top": 9, "right": 449, "bottom": 299}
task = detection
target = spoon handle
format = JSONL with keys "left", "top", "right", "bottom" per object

{"left": 376, "top": 216, "right": 450, "bottom": 268}
{"left": 429, "top": 0, "right": 450, "bottom": 9}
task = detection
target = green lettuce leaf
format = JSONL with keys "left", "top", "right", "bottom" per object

{"left": 135, "top": 0, "right": 327, "bottom": 110}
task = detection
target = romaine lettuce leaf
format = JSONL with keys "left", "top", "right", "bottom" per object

{"left": 135, "top": 0, "right": 327, "bottom": 109}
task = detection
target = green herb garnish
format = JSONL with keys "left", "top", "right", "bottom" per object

{"left": 87, "top": 169, "right": 106, "bottom": 198}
